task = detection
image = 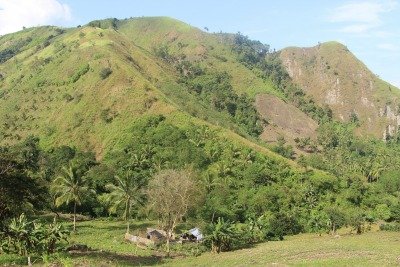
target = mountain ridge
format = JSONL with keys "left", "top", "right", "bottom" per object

{"left": 280, "top": 41, "right": 400, "bottom": 139}
{"left": 0, "top": 16, "right": 398, "bottom": 158}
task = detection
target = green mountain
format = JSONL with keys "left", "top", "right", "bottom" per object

{"left": 3, "top": 17, "right": 400, "bottom": 266}
{"left": 1, "top": 16, "right": 399, "bottom": 156}
{"left": 0, "top": 17, "right": 270, "bottom": 156}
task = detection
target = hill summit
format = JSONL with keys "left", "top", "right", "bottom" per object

{"left": 280, "top": 41, "right": 400, "bottom": 139}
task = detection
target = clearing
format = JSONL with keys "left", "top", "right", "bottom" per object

{"left": 1, "top": 220, "right": 399, "bottom": 266}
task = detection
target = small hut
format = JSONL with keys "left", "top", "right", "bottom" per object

{"left": 181, "top": 227, "right": 203, "bottom": 242}
{"left": 146, "top": 228, "right": 167, "bottom": 242}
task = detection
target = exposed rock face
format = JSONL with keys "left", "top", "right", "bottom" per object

{"left": 280, "top": 41, "right": 400, "bottom": 139}
{"left": 255, "top": 94, "right": 318, "bottom": 144}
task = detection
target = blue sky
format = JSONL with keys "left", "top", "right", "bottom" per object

{"left": 0, "top": 0, "right": 399, "bottom": 87}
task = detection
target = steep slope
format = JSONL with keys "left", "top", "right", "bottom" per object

{"left": 0, "top": 25, "right": 180, "bottom": 156}
{"left": 256, "top": 94, "right": 318, "bottom": 144}
{"left": 280, "top": 41, "right": 400, "bottom": 139}
{"left": 116, "top": 17, "right": 319, "bottom": 143}
{"left": 0, "top": 17, "right": 301, "bottom": 163}
{"left": 2, "top": 17, "right": 398, "bottom": 160}
{"left": 117, "top": 17, "right": 278, "bottom": 97}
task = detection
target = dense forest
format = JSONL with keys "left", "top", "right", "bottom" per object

{"left": 2, "top": 115, "right": 400, "bottom": 259}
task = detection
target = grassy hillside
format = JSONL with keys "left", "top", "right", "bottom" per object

{"left": 2, "top": 219, "right": 399, "bottom": 266}
{"left": 0, "top": 17, "right": 285, "bottom": 157}
{"left": 280, "top": 41, "right": 400, "bottom": 138}
{"left": 171, "top": 230, "right": 400, "bottom": 266}
{"left": 3, "top": 17, "right": 400, "bottom": 267}
{"left": 2, "top": 17, "right": 399, "bottom": 154}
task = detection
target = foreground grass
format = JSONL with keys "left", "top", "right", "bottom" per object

{"left": 169, "top": 231, "right": 400, "bottom": 267}
{"left": 1, "top": 219, "right": 400, "bottom": 266}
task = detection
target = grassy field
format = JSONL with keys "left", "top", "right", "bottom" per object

{"left": 171, "top": 231, "right": 400, "bottom": 267}
{"left": 1, "top": 219, "right": 400, "bottom": 266}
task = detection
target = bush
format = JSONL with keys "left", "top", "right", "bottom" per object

{"left": 204, "top": 217, "right": 238, "bottom": 253}
{"left": 99, "top": 67, "right": 112, "bottom": 79}
{"left": 0, "top": 214, "right": 69, "bottom": 266}
{"left": 100, "top": 108, "right": 114, "bottom": 123}
{"left": 267, "top": 212, "right": 302, "bottom": 240}
{"left": 71, "top": 64, "right": 90, "bottom": 83}
{"left": 272, "top": 137, "right": 295, "bottom": 159}
{"left": 380, "top": 223, "right": 400, "bottom": 232}
{"left": 62, "top": 93, "right": 73, "bottom": 102}
{"left": 153, "top": 45, "right": 172, "bottom": 61}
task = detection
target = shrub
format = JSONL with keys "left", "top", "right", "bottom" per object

{"left": 153, "top": 45, "right": 173, "bottom": 62}
{"left": 100, "top": 108, "right": 115, "bottom": 123}
{"left": 267, "top": 212, "right": 302, "bottom": 240}
{"left": 62, "top": 93, "right": 73, "bottom": 102}
{"left": 272, "top": 137, "right": 295, "bottom": 159}
{"left": 380, "top": 223, "right": 400, "bottom": 232}
{"left": 71, "top": 64, "right": 90, "bottom": 83}
{"left": 99, "top": 67, "right": 112, "bottom": 79}
{"left": 204, "top": 217, "right": 238, "bottom": 253}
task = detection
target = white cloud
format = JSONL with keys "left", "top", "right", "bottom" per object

{"left": 340, "top": 24, "right": 375, "bottom": 33}
{"left": 377, "top": 43, "right": 400, "bottom": 51}
{"left": 329, "top": 0, "right": 398, "bottom": 34}
{"left": 0, "top": 0, "right": 72, "bottom": 35}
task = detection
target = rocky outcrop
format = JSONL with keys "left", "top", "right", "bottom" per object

{"left": 280, "top": 41, "right": 400, "bottom": 138}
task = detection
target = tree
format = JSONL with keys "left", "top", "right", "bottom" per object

{"left": 105, "top": 170, "right": 145, "bottom": 233}
{"left": 347, "top": 208, "right": 366, "bottom": 234}
{"left": 325, "top": 206, "right": 346, "bottom": 235}
{"left": 147, "top": 169, "right": 198, "bottom": 256}
{"left": 52, "top": 164, "right": 91, "bottom": 232}
{"left": 0, "top": 138, "right": 46, "bottom": 223}
{"left": 308, "top": 209, "right": 330, "bottom": 236}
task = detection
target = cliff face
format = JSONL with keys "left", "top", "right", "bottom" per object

{"left": 280, "top": 41, "right": 400, "bottom": 139}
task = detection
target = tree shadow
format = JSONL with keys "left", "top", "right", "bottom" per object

{"left": 77, "top": 221, "right": 155, "bottom": 232}
{"left": 69, "top": 250, "right": 165, "bottom": 266}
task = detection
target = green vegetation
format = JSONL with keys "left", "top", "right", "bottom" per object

{"left": 3, "top": 219, "right": 400, "bottom": 266}
{"left": 177, "top": 69, "right": 263, "bottom": 136}
{"left": 105, "top": 170, "right": 146, "bottom": 233}
{"left": 229, "top": 33, "right": 333, "bottom": 124}
{"left": 52, "top": 164, "right": 94, "bottom": 232}
{"left": 1, "top": 16, "right": 400, "bottom": 266}
{"left": 0, "top": 214, "right": 69, "bottom": 266}
{"left": 70, "top": 63, "right": 90, "bottom": 83}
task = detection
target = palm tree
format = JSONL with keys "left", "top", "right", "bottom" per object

{"left": 105, "top": 170, "right": 144, "bottom": 233}
{"left": 52, "top": 164, "right": 91, "bottom": 232}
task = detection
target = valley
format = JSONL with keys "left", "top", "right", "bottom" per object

{"left": 1, "top": 15, "right": 400, "bottom": 267}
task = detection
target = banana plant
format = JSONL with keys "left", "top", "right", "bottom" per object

{"left": 0, "top": 214, "right": 70, "bottom": 266}
{"left": 206, "top": 217, "right": 238, "bottom": 253}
